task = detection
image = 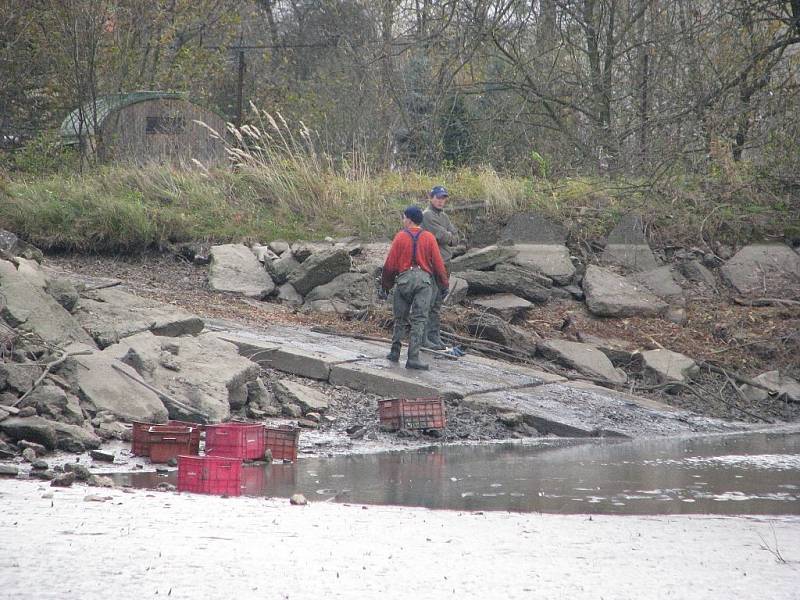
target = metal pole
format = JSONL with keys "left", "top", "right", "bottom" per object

{"left": 235, "top": 50, "right": 245, "bottom": 127}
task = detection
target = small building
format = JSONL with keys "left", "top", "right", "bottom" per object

{"left": 60, "top": 91, "right": 227, "bottom": 166}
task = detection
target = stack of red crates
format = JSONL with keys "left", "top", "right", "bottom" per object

{"left": 177, "top": 455, "right": 242, "bottom": 496}
{"left": 264, "top": 425, "right": 300, "bottom": 462}
{"left": 205, "top": 422, "right": 266, "bottom": 460}
{"left": 378, "top": 397, "right": 447, "bottom": 431}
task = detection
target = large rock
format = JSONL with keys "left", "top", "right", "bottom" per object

{"left": 576, "top": 333, "right": 638, "bottom": 366}
{"left": 52, "top": 421, "right": 101, "bottom": 452}
{"left": 679, "top": 260, "right": 717, "bottom": 289}
{"left": 0, "top": 230, "right": 19, "bottom": 254}
{"left": 74, "top": 287, "right": 204, "bottom": 349}
{"left": 15, "top": 258, "right": 48, "bottom": 289}
{"left": 635, "top": 349, "right": 698, "bottom": 384}
{"left": 449, "top": 245, "right": 518, "bottom": 273}
{"left": 445, "top": 276, "right": 469, "bottom": 306}
{"left": 65, "top": 350, "right": 168, "bottom": 423}
{"left": 0, "top": 416, "right": 58, "bottom": 449}
{"left": 266, "top": 252, "right": 301, "bottom": 285}
{"left": 22, "top": 385, "right": 84, "bottom": 425}
{"left": 276, "top": 283, "right": 303, "bottom": 306}
{"left": 303, "top": 272, "right": 374, "bottom": 310}
{"left": 0, "top": 260, "right": 96, "bottom": 348}
{"left": 459, "top": 265, "right": 551, "bottom": 304}
{"left": 511, "top": 245, "right": 576, "bottom": 286}
{"left": 273, "top": 380, "right": 329, "bottom": 414}
{"left": 288, "top": 249, "right": 351, "bottom": 296}
{"left": 739, "top": 370, "right": 800, "bottom": 403}
{"left": 209, "top": 244, "right": 275, "bottom": 298}
{"left": 0, "top": 229, "right": 43, "bottom": 262}
{"left": 45, "top": 279, "right": 80, "bottom": 313}
{"left": 583, "top": 265, "right": 668, "bottom": 317}
{"left": 501, "top": 211, "right": 567, "bottom": 244}
{"left": 720, "top": 244, "right": 800, "bottom": 297}
{"left": 0, "top": 363, "right": 42, "bottom": 394}
{"left": 465, "top": 313, "right": 539, "bottom": 356}
{"left": 628, "top": 266, "right": 684, "bottom": 305}
{"left": 250, "top": 244, "right": 279, "bottom": 263}
{"left": 102, "top": 332, "right": 260, "bottom": 423}
{"left": 538, "top": 339, "right": 627, "bottom": 385}
{"left": 470, "top": 294, "right": 533, "bottom": 322}
{"left": 601, "top": 214, "right": 659, "bottom": 272}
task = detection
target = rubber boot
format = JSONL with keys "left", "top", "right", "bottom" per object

{"left": 405, "top": 329, "right": 429, "bottom": 370}
{"left": 386, "top": 342, "right": 401, "bottom": 362}
{"left": 423, "top": 314, "right": 446, "bottom": 350}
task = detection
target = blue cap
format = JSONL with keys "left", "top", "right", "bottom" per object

{"left": 403, "top": 205, "right": 424, "bottom": 225}
{"left": 430, "top": 185, "right": 448, "bottom": 198}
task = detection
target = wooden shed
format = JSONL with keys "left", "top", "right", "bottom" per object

{"left": 60, "top": 91, "right": 227, "bottom": 166}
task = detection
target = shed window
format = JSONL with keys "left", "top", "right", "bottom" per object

{"left": 146, "top": 115, "right": 185, "bottom": 134}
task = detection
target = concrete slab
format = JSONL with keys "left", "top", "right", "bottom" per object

{"left": 330, "top": 362, "right": 440, "bottom": 397}
{"left": 331, "top": 354, "right": 564, "bottom": 399}
{"left": 463, "top": 383, "right": 739, "bottom": 438}
{"left": 215, "top": 327, "right": 383, "bottom": 380}
{"left": 512, "top": 244, "right": 576, "bottom": 285}
{"left": 217, "top": 324, "right": 564, "bottom": 398}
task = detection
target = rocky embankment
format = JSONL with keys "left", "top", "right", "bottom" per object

{"left": 1, "top": 211, "right": 799, "bottom": 485}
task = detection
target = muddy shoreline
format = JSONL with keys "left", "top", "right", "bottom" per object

{"left": 2, "top": 478, "right": 799, "bottom": 600}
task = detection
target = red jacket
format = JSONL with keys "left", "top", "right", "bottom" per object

{"left": 382, "top": 227, "right": 449, "bottom": 292}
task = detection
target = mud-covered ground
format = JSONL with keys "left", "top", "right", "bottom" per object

{"left": 2, "top": 478, "right": 799, "bottom": 600}
{"left": 47, "top": 252, "right": 800, "bottom": 429}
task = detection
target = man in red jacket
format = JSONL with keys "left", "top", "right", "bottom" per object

{"left": 382, "top": 206, "right": 450, "bottom": 370}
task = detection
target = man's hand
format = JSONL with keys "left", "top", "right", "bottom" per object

{"left": 440, "top": 286, "right": 450, "bottom": 302}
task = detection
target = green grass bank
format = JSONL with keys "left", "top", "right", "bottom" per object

{"left": 1, "top": 164, "right": 798, "bottom": 254}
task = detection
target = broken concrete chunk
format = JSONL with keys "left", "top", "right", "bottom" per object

{"left": 0, "top": 259, "right": 96, "bottom": 347}
{"left": 450, "top": 245, "right": 519, "bottom": 273}
{"left": 583, "top": 265, "right": 668, "bottom": 318}
{"left": 720, "top": 244, "right": 800, "bottom": 297}
{"left": 287, "top": 249, "right": 351, "bottom": 296}
{"left": 209, "top": 243, "right": 275, "bottom": 299}
{"left": 0, "top": 416, "right": 58, "bottom": 449}
{"left": 511, "top": 244, "right": 575, "bottom": 286}
{"left": 636, "top": 349, "right": 698, "bottom": 384}
{"left": 601, "top": 214, "right": 659, "bottom": 272}
{"left": 538, "top": 339, "right": 627, "bottom": 385}
{"left": 273, "top": 380, "right": 329, "bottom": 414}
{"left": 67, "top": 351, "right": 168, "bottom": 423}
{"left": 739, "top": 370, "right": 800, "bottom": 403}
{"left": 628, "top": 266, "right": 684, "bottom": 305}
{"left": 470, "top": 294, "right": 533, "bottom": 323}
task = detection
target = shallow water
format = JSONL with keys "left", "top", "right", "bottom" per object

{"left": 112, "top": 431, "right": 800, "bottom": 515}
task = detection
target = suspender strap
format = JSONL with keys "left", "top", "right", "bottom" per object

{"left": 403, "top": 228, "right": 421, "bottom": 266}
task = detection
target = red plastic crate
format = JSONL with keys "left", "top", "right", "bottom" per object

{"left": 131, "top": 421, "right": 153, "bottom": 456}
{"left": 264, "top": 425, "right": 300, "bottom": 462}
{"left": 147, "top": 426, "right": 195, "bottom": 463}
{"left": 378, "top": 397, "right": 446, "bottom": 431}
{"left": 177, "top": 455, "right": 242, "bottom": 496}
{"left": 168, "top": 420, "right": 202, "bottom": 454}
{"left": 205, "top": 423, "right": 265, "bottom": 460}
{"left": 131, "top": 420, "right": 202, "bottom": 456}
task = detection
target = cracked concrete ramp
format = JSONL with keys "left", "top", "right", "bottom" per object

{"left": 216, "top": 326, "right": 563, "bottom": 398}
{"left": 213, "top": 324, "right": 746, "bottom": 438}
{"left": 463, "top": 382, "right": 743, "bottom": 438}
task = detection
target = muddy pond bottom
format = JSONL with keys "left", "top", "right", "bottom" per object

{"left": 111, "top": 430, "right": 800, "bottom": 515}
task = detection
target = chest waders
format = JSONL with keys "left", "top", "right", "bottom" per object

{"left": 386, "top": 229, "right": 434, "bottom": 370}
{"left": 422, "top": 210, "right": 451, "bottom": 351}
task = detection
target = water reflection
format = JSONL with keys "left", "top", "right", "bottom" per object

{"left": 111, "top": 431, "right": 800, "bottom": 515}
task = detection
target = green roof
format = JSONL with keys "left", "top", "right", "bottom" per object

{"left": 60, "top": 91, "right": 185, "bottom": 143}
